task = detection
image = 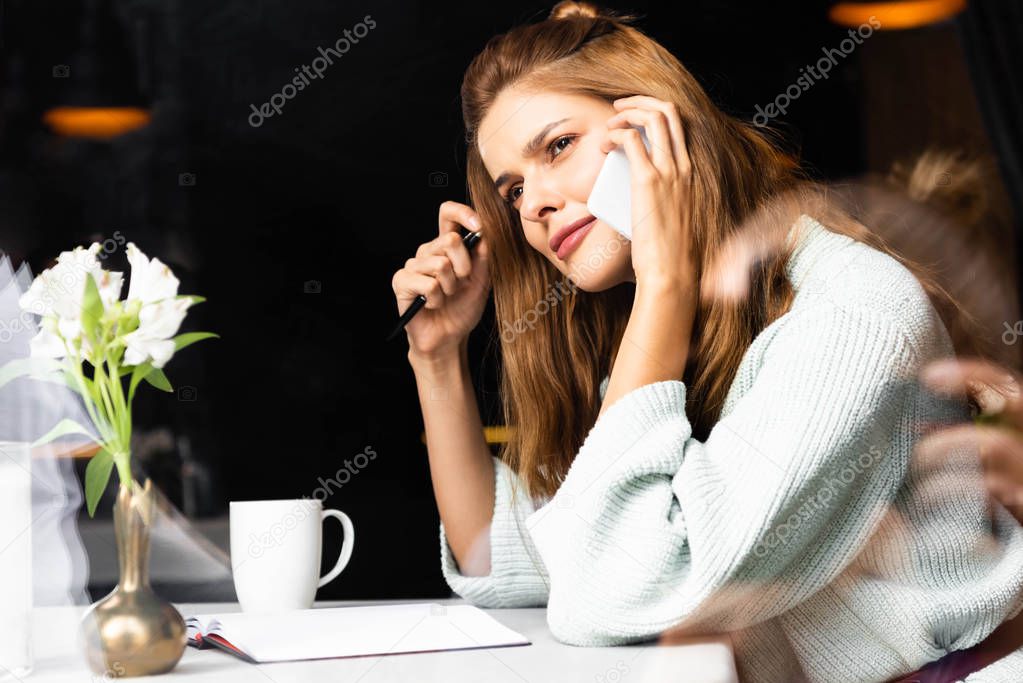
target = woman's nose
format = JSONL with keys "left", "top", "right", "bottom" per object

{"left": 520, "top": 185, "right": 563, "bottom": 224}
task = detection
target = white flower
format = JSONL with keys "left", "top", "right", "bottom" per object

{"left": 119, "top": 243, "right": 189, "bottom": 368}
{"left": 18, "top": 243, "right": 124, "bottom": 359}
{"left": 27, "top": 317, "right": 67, "bottom": 359}
{"left": 122, "top": 297, "right": 191, "bottom": 368}
{"left": 126, "top": 243, "right": 179, "bottom": 304}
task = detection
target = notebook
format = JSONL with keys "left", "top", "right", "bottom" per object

{"left": 186, "top": 602, "right": 531, "bottom": 663}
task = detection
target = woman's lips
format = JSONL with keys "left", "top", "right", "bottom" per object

{"left": 556, "top": 218, "right": 596, "bottom": 259}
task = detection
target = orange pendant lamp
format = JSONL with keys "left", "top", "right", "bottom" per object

{"left": 42, "top": 0, "right": 151, "bottom": 139}
{"left": 829, "top": 0, "right": 967, "bottom": 30}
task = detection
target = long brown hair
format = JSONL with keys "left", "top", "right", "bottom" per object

{"left": 461, "top": 1, "right": 980, "bottom": 500}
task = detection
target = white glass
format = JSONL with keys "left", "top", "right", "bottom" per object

{"left": 0, "top": 442, "right": 33, "bottom": 679}
{"left": 230, "top": 499, "right": 354, "bottom": 613}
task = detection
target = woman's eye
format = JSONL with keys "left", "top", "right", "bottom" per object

{"left": 503, "top": 135, "right": 576, "bottom": 205}
{"left": 547, "top": 135, "right": 575, "bottom": 159}
{"left": 505, "top": 184, "right": 527, "bottom": 202}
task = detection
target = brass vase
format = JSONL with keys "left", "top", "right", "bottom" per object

{"left": 80, "top": 479, "right": 187, "bottom": 677}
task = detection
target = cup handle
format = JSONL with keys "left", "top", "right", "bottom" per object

{"left": 318, "top": 509, "right": 355, "bottom": 588}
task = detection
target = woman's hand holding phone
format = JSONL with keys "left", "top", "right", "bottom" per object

{"left": 391, "top": 201, "right": 491, "bottom": 362}
{"left": 602, "top": 96, "right": 695, "bottom": 294}
{"left": 596, "top": 97, "right": 697, "bottom": 415}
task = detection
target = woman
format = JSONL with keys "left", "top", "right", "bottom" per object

{"left": 390, "top": 3, "right": 1023, "bottom": 681}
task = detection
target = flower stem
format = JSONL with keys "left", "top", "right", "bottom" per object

{"left": 108, "top": 354, "right": 131, "bottom": 448}
{"left": 69, "top": 359, "right": 115, "bottom": 447}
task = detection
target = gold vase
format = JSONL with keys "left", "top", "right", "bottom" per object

{"left": 80, "top": 479, "right": 187, "bottom": 677}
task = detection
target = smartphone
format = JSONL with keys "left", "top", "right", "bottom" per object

{"left": 586, "top": 125, "right": 652, "bottom": 241}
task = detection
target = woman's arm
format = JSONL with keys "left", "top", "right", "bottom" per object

{"left": 411, "top": 343, "right": 495, "bottom": 575}
{"left": 414, "top": 343, "right": 550, "bottom": 607}
{"left": 598, "top": 278, "right": 695, "bottom": 419}
{"left": 437, "top": 454, "right": 551, "bottom": 607}
{"left": 524, "top": 296, "right": 946, "bottom": 645}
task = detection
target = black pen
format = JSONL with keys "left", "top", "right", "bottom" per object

{"left": 386, "top": 230, "right": 482, "bottom": 341}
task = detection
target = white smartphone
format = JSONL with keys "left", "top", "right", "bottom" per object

{"left": 586, "top": 125, "right": 652, "bottom": 241}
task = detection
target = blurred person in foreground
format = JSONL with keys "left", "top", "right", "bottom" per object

{"left": 699, "top": 144, "right": 1023, "bottom": 682}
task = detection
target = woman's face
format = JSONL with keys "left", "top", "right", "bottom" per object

{"left": 478, "top": 87, "right": 635, "bottom": 291}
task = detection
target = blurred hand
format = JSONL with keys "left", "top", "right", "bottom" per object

{"left": 917, "top": 357, "right": 1023, "bottom": 523}
{"left": 699, "top": 200, "right": 800, "bottom": 305}
{"left": 390, "top": 201, "right": 491, "bottom": 360}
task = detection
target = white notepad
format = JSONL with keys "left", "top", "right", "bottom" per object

{"left": 186, "top": 603, "right": 530, "bottom": 663}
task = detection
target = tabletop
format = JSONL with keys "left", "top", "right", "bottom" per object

{"left": 22, "top": 598, "right": 738, "bottom": 683}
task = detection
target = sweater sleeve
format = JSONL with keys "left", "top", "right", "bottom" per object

{"left": 525, "top": 301, "right": 932, "bottom": 645}
{"left": 439, "top": 455, "right": 550, "bottom": 607}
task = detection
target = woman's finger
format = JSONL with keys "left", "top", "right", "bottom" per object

{"left": 420, "top": 228, "right": 479, "bottom": 283}
{"left": 614, "top": 96, "right": 690, "bottom": 176}
{"left": 438, "top": 230, "right": 473, "bottom": 280}
{"left": 406, "top": 254, "right": 458, "bottom": 296}
{"left": 392, "top": 269, "right": 447, "bottom": 310}
{"left": 605, "top": 108, "right": 674, "bottom": 175}
{"left": 600, "top": 127, "right": 657, "bottom": 181}
{"left": 438, "top": 200, "right": 482, "bottom": 238}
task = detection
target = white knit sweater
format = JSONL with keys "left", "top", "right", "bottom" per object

{"left": 438, "top": 215, "right": 1023, "bottom": 683}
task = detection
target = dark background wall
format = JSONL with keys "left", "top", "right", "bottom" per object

{"left": 0, "top": 0, "right": 1006, "bottom": 599}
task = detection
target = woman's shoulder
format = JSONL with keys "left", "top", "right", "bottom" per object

{"left": 784, "top": 214, "right": 948, "bottom": 355}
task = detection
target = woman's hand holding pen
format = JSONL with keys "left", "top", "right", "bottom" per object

{"left": 391, "top": 201, "right": 491, "bottom": 362}
{"left": 603, "top": 96, "right": 696, "bottom": 295}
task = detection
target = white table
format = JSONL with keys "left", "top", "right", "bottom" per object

{"left": 23, "top": 599, "right": 738, "bottom": 682}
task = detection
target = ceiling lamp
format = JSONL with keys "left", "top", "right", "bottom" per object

{"left": 829, "top": 0, "right": 967, "bottom": 30}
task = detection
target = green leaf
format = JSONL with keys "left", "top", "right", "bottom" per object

{"left": 128, "top": 363, "right": 174, "bottom": 398}
{"left": 31, "top": 418, "right": 98, "bottom": 448}
{"left": 173, "top": 331, "right": 219, "bottom": 352}
{"left": 81, "top": 275, "right": 103, "bottom": 339}
{"left": 144, "top": 367, "right": 173, "bottom": 392}
{"left": 84, "top": 448, "right": 114, "bottom": 517}
{"left": 175, "top": 295, "right": 206, "bottom": 305}
{"left": 128, "top": 362, "right": 153, "bottom": 402}
{"left": 0, "top": 357, "right": 65, "bottom": 390}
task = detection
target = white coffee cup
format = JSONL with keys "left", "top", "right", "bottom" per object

{"left": 230, "top": 499, "right": 354, "bottom": 612}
